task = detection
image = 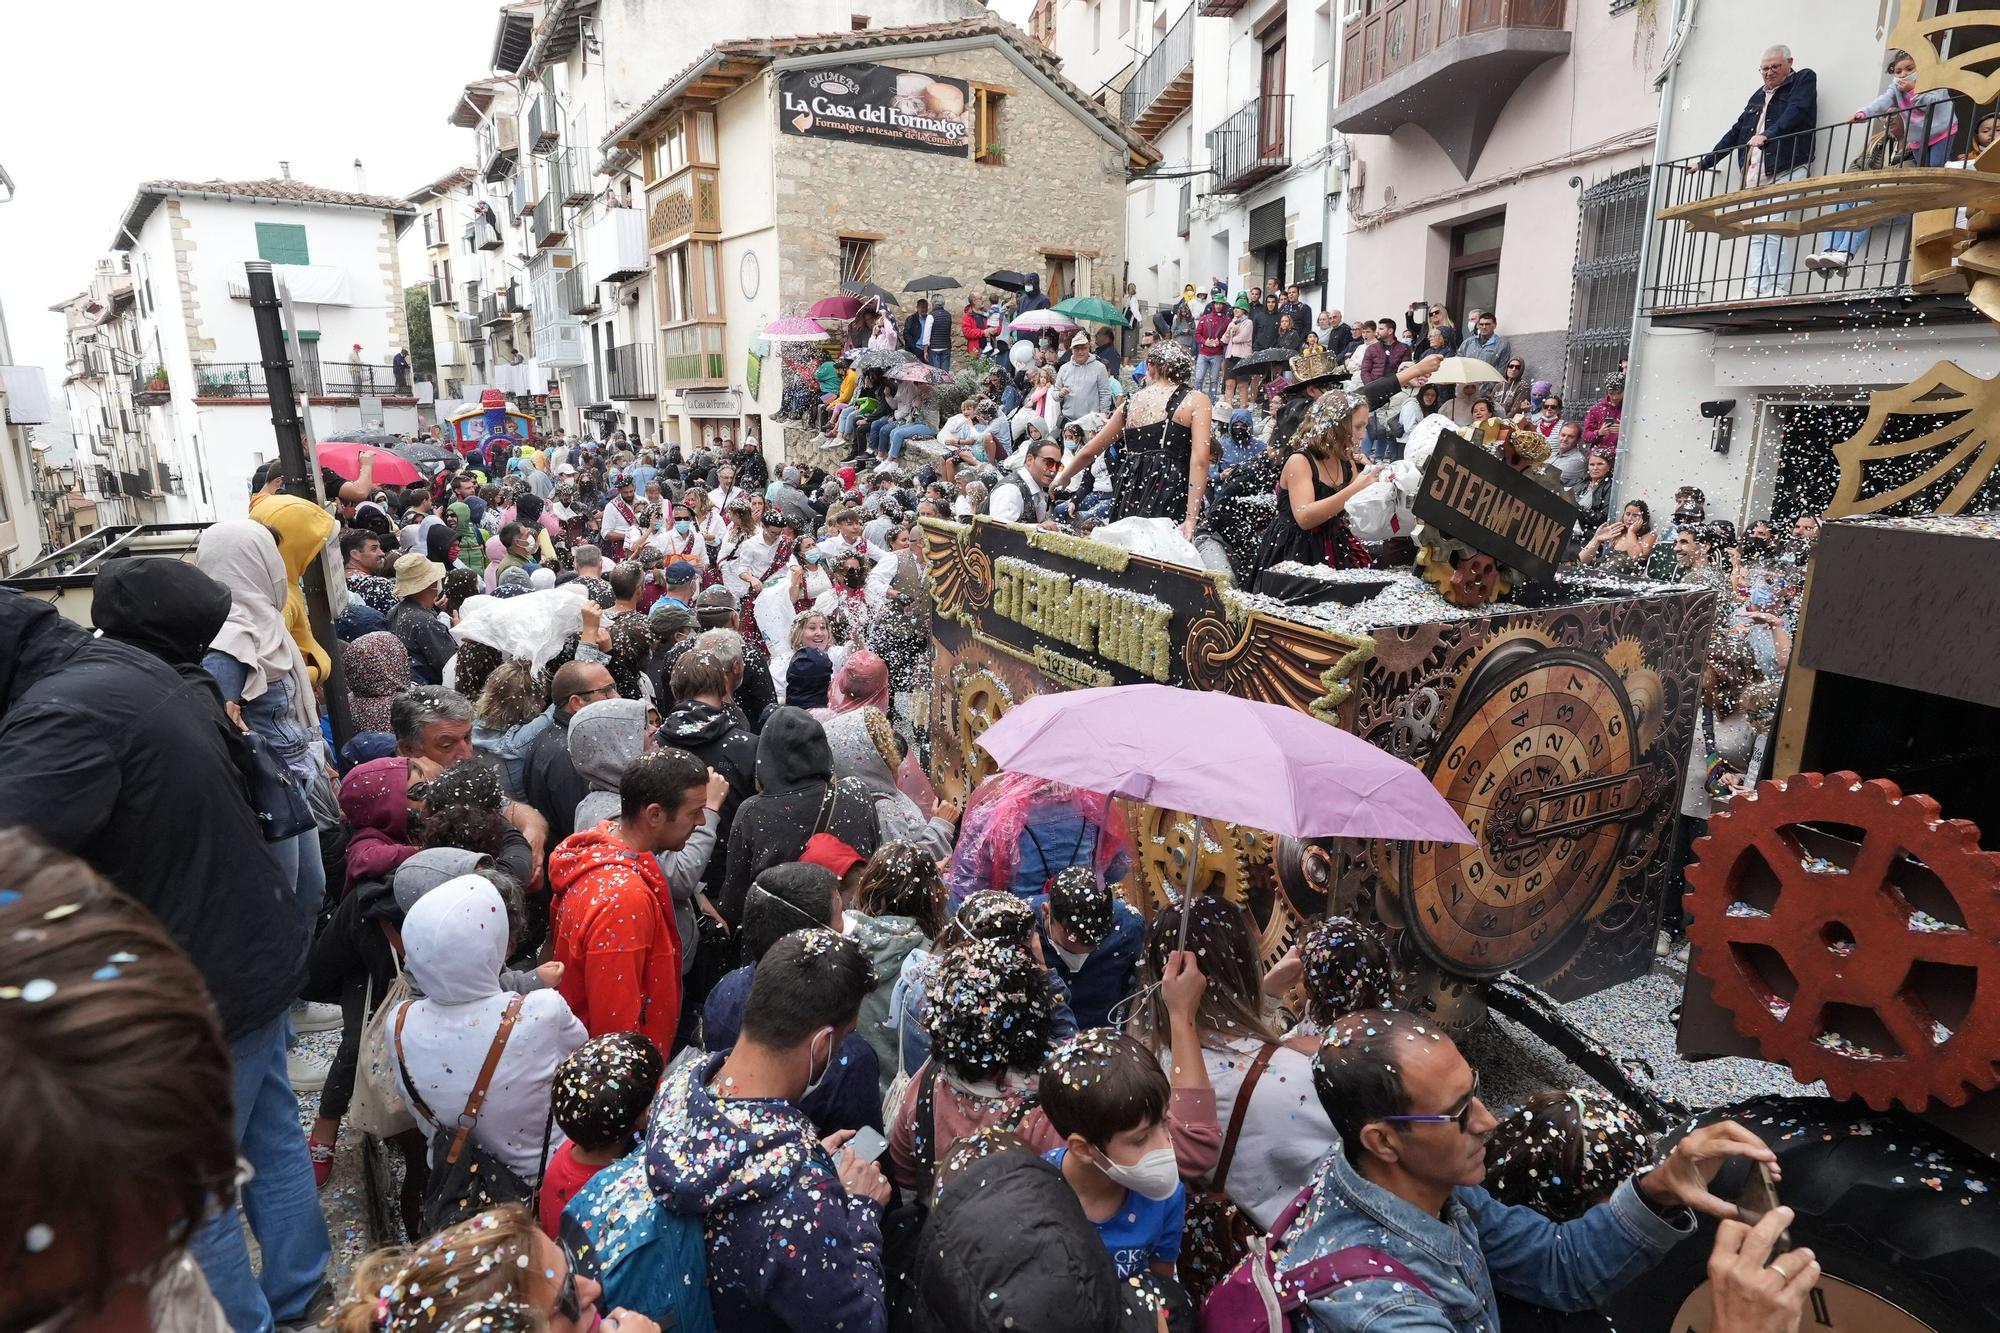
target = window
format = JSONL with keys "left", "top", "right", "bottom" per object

{"left": 1447, "top": 213, "right": 1504, "bottom": 331}
{"left": 839, "top": 236, "right": 875, "bottom": 287}
{"left": 661, "top": 246, "right": 692, "bottom": 323}
{"left": 1177, "top": 181, "right": 1191, "bottom": 238}
{"left": 652, "top": 120, "right": 688, "bottom": 181}
{"left": 1315, "top": 2, "right": 1334, "bottom": 66}
{"left": 1092, "top": 0, "right": 1103, "bottom": 51}
{"left": 1563, "top": 168, "right": 1647, "bottom": 411}
{"left": 974, "top": 88, "right": 1007, "bottom": 164}
{"left": 255, "top": 222, "right": 310, "bottom": 265}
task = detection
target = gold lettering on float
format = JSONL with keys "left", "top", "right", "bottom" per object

{"left": 992, "top": 556, "right": 1174, "bottom": 682}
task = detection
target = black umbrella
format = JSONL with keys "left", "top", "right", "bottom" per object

{"left": 983, "top": 269, "right": 1033, "bottom": 292}
{"left": 1233, "top": 347, "right": 1297, "bottom": 372}
{"left": 323, "top": 427, "right": 403, "bottom": 447}
{"left": 841, "top": 281, "right": 901, "bottom": 308}
{"left": 903, "top": 274, "right": 961, "bottom": 293}
{"left": 393, "top": 441, "right": 462, "bottom": 473}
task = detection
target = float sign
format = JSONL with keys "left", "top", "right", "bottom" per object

{"left": 779, "top": 63, "right": 972, "bottom": 158}
{"left": 1412, "top": 432, "right": 1578, "bottom": 583}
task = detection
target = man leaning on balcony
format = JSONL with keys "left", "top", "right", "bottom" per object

{"left": 1689, "top": 45, "right": 1819, "bottom": 300}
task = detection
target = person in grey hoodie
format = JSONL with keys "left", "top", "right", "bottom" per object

{"left": 566, "top": 697, "right": 724, "bottom": 978}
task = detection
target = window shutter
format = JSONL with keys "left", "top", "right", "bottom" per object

{"left": 255, "top": 222, "right": 311, "bottom": 265}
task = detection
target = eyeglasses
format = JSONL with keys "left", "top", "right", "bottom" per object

{"left": 553, "top": 1240, "right": 584, "bottom": 1322}
{"left": 1382, "top": 1071, "right": 1482, "bottom": 1134}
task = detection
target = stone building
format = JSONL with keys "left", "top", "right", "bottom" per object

{"left": 601, "top": 16, "right": 1157, "bottom": 453}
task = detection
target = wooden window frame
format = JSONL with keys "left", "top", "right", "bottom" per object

{"left": 973, "top": 85, "right": 1010, "bottom": 165}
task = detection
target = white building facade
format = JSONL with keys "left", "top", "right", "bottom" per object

{"left": 1046, "top": 0, "right": 1349, "bottom": 340}
{"left": 1622, "top": 0, "right": 1991, "bottom": 529}
{"left": 91, "top": 178, "right": 418, "bottom": 523}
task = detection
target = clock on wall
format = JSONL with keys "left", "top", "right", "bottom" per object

{"left": 740, "top": 251, "right": 760, "bottom": 301}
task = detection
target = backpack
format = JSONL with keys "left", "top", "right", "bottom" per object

{"left": 1200, "top": 1185, "right": 1434, "bottom": 1332}
{"left": 1177, "top": 1043, "right": 1278, "bottom": 1305}
{"left": 393, "top": 996, "right": 540, "bottom": 1234}
{"left": 560, "top": 1151, "right": 716, "bottom": 1333}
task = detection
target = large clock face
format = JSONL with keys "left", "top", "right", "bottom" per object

{"left": 1401, "top": 648, "right": 1641, "bottom": 977}
{"left": 1672, "top": 1273, "right": 1937, "bottom": 1332}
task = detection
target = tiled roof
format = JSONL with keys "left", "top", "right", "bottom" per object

{"left": 113, "top": 178, "right": 417, "bottom": 251}
{"left": 140, "top": 178, "right": 419, "bottom": 212}
{"left": 601, "top": 15, "right": 1154, "bottom": 167}
{"left": 404, "top": 165, "right": 478, "bottom": 204}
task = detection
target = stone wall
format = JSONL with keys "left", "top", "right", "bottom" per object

{"left": 771, "top": 42, "right": 1130, "bottom": 324}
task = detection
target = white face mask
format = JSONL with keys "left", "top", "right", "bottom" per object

{"left": 1095, "top": 1145, "right": 1181, "bottom": 1201}
{"left": 802, "top": 1026, "right": 835, "bottom": 1098}
{"left": 1052, "top": 943, "right": 1094, "bottom": 972}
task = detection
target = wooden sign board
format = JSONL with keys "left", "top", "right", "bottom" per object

{"left": 1411, "top": 432, "right": 1579, "bottom": 583}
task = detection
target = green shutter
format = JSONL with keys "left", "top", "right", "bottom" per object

{"left": 255, "top": 222, "right": 311, "bottom": 265}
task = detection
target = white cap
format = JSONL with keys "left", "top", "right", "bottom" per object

{"left": 1070, "top": 332, "right": 1090, "bottom": 348}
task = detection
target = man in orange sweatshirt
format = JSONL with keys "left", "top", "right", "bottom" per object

{"left": 548, "top": 748, "right": 716, "bottom": 1052}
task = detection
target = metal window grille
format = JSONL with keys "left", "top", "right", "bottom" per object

{"left": 839, "top": 237, "right": 875, "bottom": 287}
{"left": 1562, "top": 167, "right": 1647, "bottom": 412}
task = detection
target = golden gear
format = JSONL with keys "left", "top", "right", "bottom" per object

{"left": 1117, "top": 802, "right": 1288, "bottom": 962}
{"left": 950, "top": 668, "right": 1012, "bottom": 798}
{"left": 1686, "top": 771, "right": 2000, "bottom": 1112}
{"left": 1602, "top": 636, "right": 1669, "bottom": 752}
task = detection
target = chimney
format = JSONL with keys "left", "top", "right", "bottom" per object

{"left": 353, "top": 158, "right": 367, "bottom": 192}
{"left": 278, "top": 160, "right": 291, "bottom": 179}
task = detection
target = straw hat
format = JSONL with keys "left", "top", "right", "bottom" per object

{"left": 392, "top": 552, "right": 446, "bottom": 598}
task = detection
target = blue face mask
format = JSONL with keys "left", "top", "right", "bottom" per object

{"left": 1748, "top": 581, "right": 1777, "bottom": 609}
{"left": 675, "top": 519, "right": 692, "bottom": 536}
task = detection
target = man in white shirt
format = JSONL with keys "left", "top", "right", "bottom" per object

{"left": 599, "top": 476, "right": 639, "bottom": 557}
{"left": 903, "top": 299, "right": 948, "bottom": 371}
{"left": 1050, "top": 334, "right": 1113, "bottom": 434}
{"left": 708, "top": 464, "right": 745, "bottom": 516}
{"left": 988, "top": 438, "right": 1063, "bottom": 529}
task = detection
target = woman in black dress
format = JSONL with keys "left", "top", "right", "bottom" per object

{"left": 1246, "top": 390, "right": 1381, "bottom": 581}
{"left": 1054, "top": 340, "right": 1213, "bottom": 540}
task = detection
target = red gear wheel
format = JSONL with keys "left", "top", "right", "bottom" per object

{"left": 1686, "top": 771, "right": 2000, "bottom": 1112}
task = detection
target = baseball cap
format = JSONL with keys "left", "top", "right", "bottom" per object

{"left": 800, "top": 832, "right": 866, "bottom": 880}
{"left": 664, "top": 559, "right": 698, "bottom": 584}
{"left": 1069, "top": 332, "right": 1090, "bottom": 348}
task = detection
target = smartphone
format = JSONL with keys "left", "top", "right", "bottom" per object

{"left": 1736, "top": 1161, "right": 1792, "bottom": 1255}
{"left": 843, "top": 1125, "right": 889, "bottom": 1165}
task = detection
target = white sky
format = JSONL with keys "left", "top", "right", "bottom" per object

{"left": 0, "top": 0, "right": 497, "bottom": 384}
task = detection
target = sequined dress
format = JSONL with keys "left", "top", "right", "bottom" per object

{"left": 1246, "top": 457, "right": 1374, "bottom": 581}
{"left": 1111, "top": 384, "right": 1197, "bottom": 523}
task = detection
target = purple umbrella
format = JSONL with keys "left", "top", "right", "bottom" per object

{"left": 976, "top": 684, "right": 1474, "bottom": 945}
{"left": 976, "top": 684, "right": 1473, "bottom": 844}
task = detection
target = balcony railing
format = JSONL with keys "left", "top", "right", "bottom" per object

{"left": 481, "top": 293, "right": 509, "bottom": 327}
{"left": 534, "top": 194, "right": 567, "bottom": 248}
{"left": 550, "top": 147, "right": 594, "bottom": 207}
{"left": 305, "top": 360, "right": 411, "bottom": 398}
{"left": 1340, "top": 0, "right": 1566, "bottom": 105}
{"left": 559, "top": 266, "right": 598, "bottom": 316}
{"left": 132, "top": 361, "right": 171, "bottom": 405}
{"left": 466, "top": 211, "right": 503, "bottom": 251}
{"left": 607, "top": 342, "right": 656, "bottom": 400}
{"left": 1642, "top": 102, "right": 1977, "bottom": 328}
{"left": 1208, "top": 95, "right": 1291, "bottom": 193}
{"left": 527, "top": 97, "right": 559, "bottom": 154}
{"left": 1119, "top": 5, "right": 1195, "bottom": 140}
{"left": 191, "top": 362, "right": 271, "bottom": 398}
{"left": 480, "top": 114, "right": 519, "bottom": 182}
{"left": 429, "top": 277, "right": 453, "bottom": 306}
{"left": 458, "top": 315, "right": 486, "bottom": 345}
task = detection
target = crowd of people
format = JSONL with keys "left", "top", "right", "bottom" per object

{"left": 0, "top": 402, "right": 1825, "bottom": 1332}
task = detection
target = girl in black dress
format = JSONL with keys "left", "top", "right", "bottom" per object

{"left": 1246, "top": 390, "right": 1381, "bottom": 581}
{"left": 1054, "top": 340, "right": 1213, "bottom": 541}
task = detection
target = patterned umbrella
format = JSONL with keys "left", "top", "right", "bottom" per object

{"left": 763, "top": 316, "right": 832, "bottom": 341}
{"left": 1007, "top": 310, "right": 1078, "bottom": 336}
{"left": 890, "top": 362, "right": 949, "bottom": 383}
{"left": 855, "top": 348, "right": 916, "bottom": 372}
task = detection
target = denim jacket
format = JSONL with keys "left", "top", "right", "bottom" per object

{"left": 1280, "top": 1148, "right": 1692, "bottom": 1332}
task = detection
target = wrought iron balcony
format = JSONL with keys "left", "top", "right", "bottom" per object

{"left": 534, "top": 194, "right": 567, "bottom": 249}
{"left": 1640, "top": 103, "right": 1979, "bottom": 332}
{"left": 191, "top": 362, "right": 270, "bottom": 398}
{"left": 527, "top": 97, "right": 559, "bottom": 154}
{"left": 466, "top": 210, "right": 504, "bottom": 251}
{"left": 429, "top": 277, "right": 453, "bottom": 306}
{"left": 132, "top": 361, "right": 171, "bottom": 405}
{"left": 1208, "top": 95, "right": 1291, "bottom": 194}
{"left": 559, "top": 266, "right": 599, "bottom": 317}
{"left": 1333, "top": 0, "right": 1569, "bottom": 177}
{"left": 607, "top": 343, "right": 656, "bottom": 400}
{"left": 479, "top": 114, "right": 519, "bottom": 182}
{"left": 551, "top": 147, "right": 593, "bottom": 207}
{"left": 458, "top": 315, "right": 486, "bottom": 345}
{"left": 1119, "top": 6, "right": 1195, "bottom": 141}
{"left": 481, "top": 293, "right": 509, "bottom": 327}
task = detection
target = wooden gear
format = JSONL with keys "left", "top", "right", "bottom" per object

{"left": 1685, "top": 772, "right": 2000, "bottom": 1112}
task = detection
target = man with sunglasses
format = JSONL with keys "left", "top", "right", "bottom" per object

{"left": 1280, "top": 1009, "right": 1786, "bottom": 1331}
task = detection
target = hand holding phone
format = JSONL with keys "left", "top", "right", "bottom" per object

{"left": 1735, "top": 1160, "right": 1792, "bottom": 1255}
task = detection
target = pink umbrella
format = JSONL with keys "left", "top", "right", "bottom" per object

{"left": 809, "top": 294, "right": 863, "bottom": 320}
{"left": 890, "top": 362, "right": 947, "bottom": 383}
{"left": 1007, "top": 310, "right": 1078, "bottom": 336}
{"left": 763, "top": 316, "right": 832, "bottom": 341}
{"left": 976, "top": 683, "right": 1473, "bottom": 945}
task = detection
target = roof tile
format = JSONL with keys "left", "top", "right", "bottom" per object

{"left": 139, "top": 178, "right": 419, "bottom": 214}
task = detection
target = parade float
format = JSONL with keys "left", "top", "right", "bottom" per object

{"left": 442, "top": 388, "right": 535, "bottom": 455}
